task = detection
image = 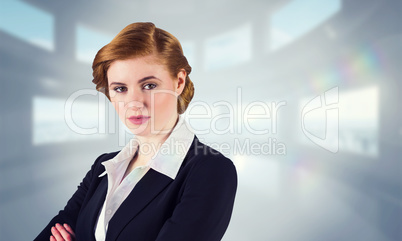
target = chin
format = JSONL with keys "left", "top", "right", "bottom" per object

{"left": 125, "top": 124, "right": 150, "bottom": 136}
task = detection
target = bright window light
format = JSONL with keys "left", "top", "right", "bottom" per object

{"left": 299, "top": 85, "right": 378, "bottom": 156}
{"left": 76, "top": 24, "right": 113, "bottom": 63}
{"left": 0, "top": 0, "right": 54, "bottom": 51}
{"left": 33, "top": 96, "right": 105, "bottom": 145}
{"left": 270, "top": 0, "right": 341, "bottom": 50}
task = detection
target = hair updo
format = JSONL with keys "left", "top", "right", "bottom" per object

{"left": 92, "top": 22, "right": 194, "bottom": 114}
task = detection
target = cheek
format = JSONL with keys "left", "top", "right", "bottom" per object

{"left": 152, "top": 93, "right": 177, "bottom": 116}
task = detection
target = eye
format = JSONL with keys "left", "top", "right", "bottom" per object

{"left": 143, "top": 83, "right": 157, "bottom": 90}
{"left": 113, "top": 86, "right": 127, "bottom": 93}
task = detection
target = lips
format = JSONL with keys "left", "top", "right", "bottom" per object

{"left": 127, "top": 115, "right": 150, "bottom": 125}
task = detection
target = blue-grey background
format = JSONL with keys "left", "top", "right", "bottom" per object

{"left": 0, "top": 0, "right": 401, "bottom": 240}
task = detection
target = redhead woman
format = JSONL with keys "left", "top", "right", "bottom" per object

{"left": 34, "top": 22, "right": 237, "bottom": 241}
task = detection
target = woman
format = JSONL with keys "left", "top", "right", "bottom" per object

{"left": 35, "top": 22, "right": 237, "bottom": 241}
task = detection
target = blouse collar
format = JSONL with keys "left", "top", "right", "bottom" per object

{"left": 99, "top": 115, "right": 195, "bottom": 180}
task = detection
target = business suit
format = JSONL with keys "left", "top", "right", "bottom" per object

{"left": 35, "top": 136, "right": 237, "bottom": 241}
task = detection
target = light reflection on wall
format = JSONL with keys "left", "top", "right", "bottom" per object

{"left": 204, "top": 23, "right": 252, "bottom": 71}
{"left": 299, "top": 85, "right": 378, "bottom": 156}
{"left": 234, "top": 155, "right": 280, "bottom": 197}
{"left": 0, "top": 0, "right": 54, "bottom": 51}
{"left": 32, "top": 96, "right": 105, "bottom": 145}
{"left": 76, "top": 24, "right": 114, "bottom": 63}
{"left": 270, "top": 0, "right": 341, "bottom": 50}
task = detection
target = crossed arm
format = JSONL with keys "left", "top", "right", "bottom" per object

{"left": 34, "top": 154, "right": 109, "bottom": 241}
{"left": 36, "top": 151, "right": 237, "bottom": 241}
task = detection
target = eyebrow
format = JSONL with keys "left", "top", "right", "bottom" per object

{"left": 109, "top": 76, "right": 160, "bottom": 87}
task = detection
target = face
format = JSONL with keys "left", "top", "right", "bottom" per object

{"left": 107, "top": 55, "right": 186, "bottom": 137}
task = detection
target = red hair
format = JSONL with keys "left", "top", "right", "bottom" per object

{"left": 92, "top": 22, "right": 194, "bottom": 114}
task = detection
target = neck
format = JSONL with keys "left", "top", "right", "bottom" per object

{"left": 135, "top": 114, "right": 179, "bottom": 160}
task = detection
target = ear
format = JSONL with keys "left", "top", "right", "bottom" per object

{"left": 175, "top": 69, "right": 186, "bottom": 96}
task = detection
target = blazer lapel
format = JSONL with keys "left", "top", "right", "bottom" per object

{"left": 88, "top": 176, "right": 108, "bottom": 232}
{"left": 75, "top": 175, "right": 108, "bottom": 241}
{"left": 105, "top": 168, "right": 173, "bottom": 240}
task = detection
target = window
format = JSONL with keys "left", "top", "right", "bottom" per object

{"left": 270, "top": 0, "right": 341, "bottom": 50}
{"left": 299, "top": 86, "right": 378, "bottom": 156}
{"left": 0, "top": 0, "right": 54, "bottom": 51}
{"left": 33, "top": 96, "right": 105, "bottom": 145}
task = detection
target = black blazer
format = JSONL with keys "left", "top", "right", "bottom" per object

{"left": 35, "top": 136, "right": 237, "bottom": 241}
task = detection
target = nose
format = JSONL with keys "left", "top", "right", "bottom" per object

{"left": 126, "top": 100, "right": 144, "bottom": 111}
{"left": 125, "top": 89, "right": 145, "bottom": 111}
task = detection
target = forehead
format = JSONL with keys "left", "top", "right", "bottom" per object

{"left": 107, "top": 55, "right": 169, "bottom": 80}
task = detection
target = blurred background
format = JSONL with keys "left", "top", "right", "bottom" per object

{"left": 0, "top": 0, "right": 401, "bottom": 240}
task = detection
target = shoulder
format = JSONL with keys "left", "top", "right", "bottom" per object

{"left": 89, "top": 150, "right": 121, "bottom": 175}
{"left": 176, "top": 136, "right": 237, "bottom": 201}
{"left": 181, "top": 136, "right": 237, "bottom": 183}
{"left": 94, "top": 150, "right": 120, "bottom": 164}
{"left": 187, "top": 136, "right": 233, "bottom": 163}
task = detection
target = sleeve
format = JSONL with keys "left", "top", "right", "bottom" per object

{"left": 155, "top": 155, "right": 238, "bottom": 241}
{"left": 34, "top": 153, "right": 107, "bottom": 241}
